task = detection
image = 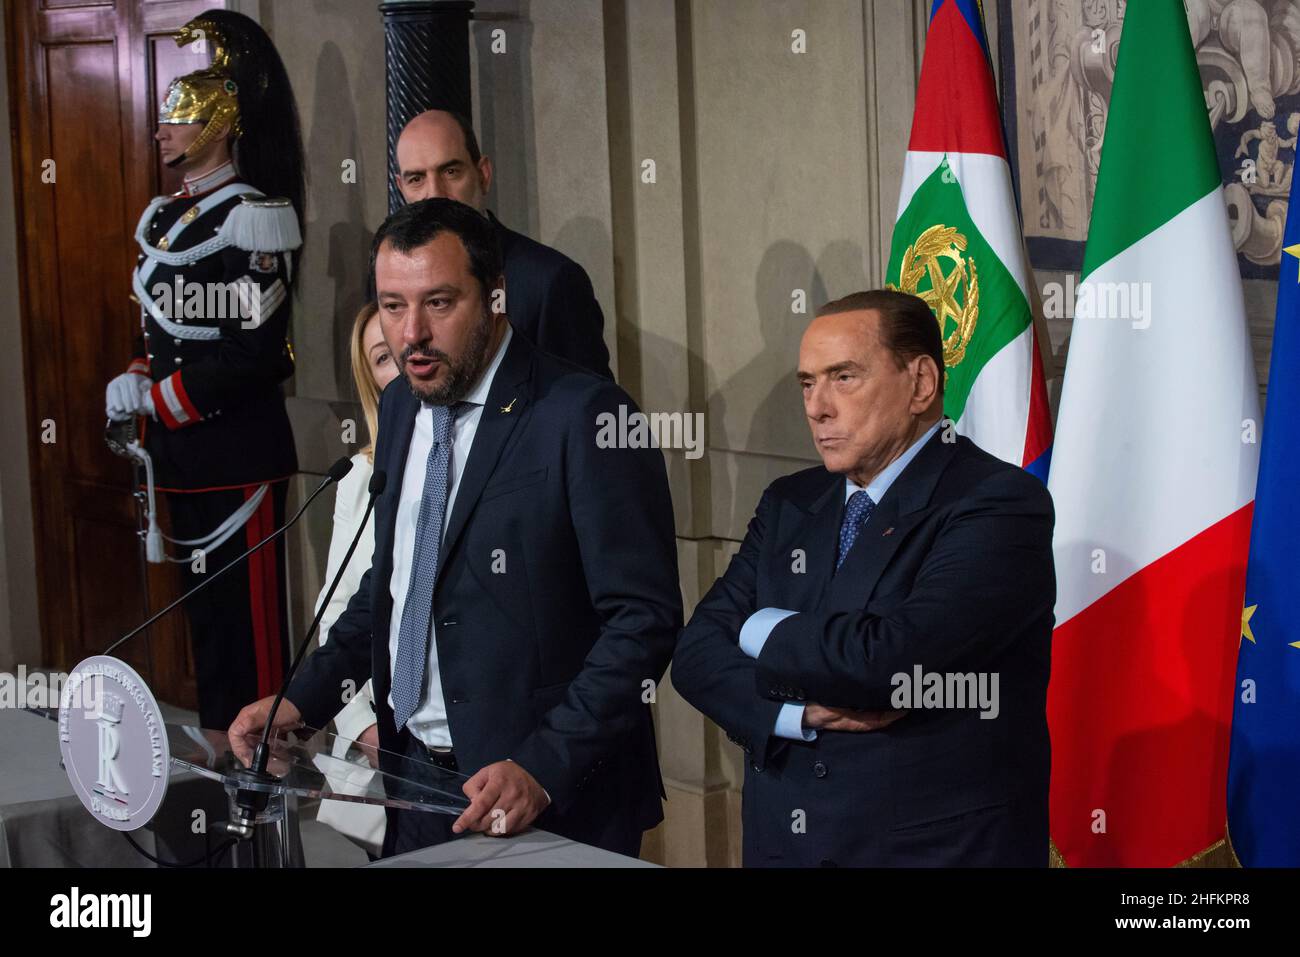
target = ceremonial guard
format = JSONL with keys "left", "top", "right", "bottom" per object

{"left": 104, "top": 10, "right": 306, "bottom": 729}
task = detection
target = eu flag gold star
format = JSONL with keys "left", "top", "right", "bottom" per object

{"left": 1242, "top": 604, "right": 1257, "bottom": 644}
{"left": 1284, "top": 243, "right": 1300, "bottom": 280}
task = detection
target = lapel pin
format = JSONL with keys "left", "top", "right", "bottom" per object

{"left": 500, "top": 397, "right": 517, "bottom": 414}
{"left": 882, "top": 527, "right": 894, "bottom": 536}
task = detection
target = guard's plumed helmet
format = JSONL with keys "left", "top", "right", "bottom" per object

{"left": 158, "top": 9, "right": 306, "bottom": 283}
{"left": 157, "top": 70, "right": 241, "bottom": 163}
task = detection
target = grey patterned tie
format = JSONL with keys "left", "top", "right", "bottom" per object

{"left": 391, "top": 403, "right": 458, "bottom": 731}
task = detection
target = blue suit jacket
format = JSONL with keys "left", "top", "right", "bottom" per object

{"left": 671, "top": 432, "right": 1055, "bottom": 866}
{"left": 288, "top": 333, "right": 680, "bottom": 850}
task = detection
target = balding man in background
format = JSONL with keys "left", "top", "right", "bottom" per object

{"left": 671, "top": 289, "right": 1055, "bottom": 867}
{"left": 394, "top": 109, "right": 612, "bottom": 379}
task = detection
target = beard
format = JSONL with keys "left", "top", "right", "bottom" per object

{"left": 400, "top": 307, "right": 495, "bottom": 406}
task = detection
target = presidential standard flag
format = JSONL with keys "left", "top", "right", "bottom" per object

{"left": 886, "top": 0, "right": 1052, "bottom": 478}
{"left": 1226, "top": 178, "right": 1300, "bottom": 868}
{"left": 1047, "top": 0, "right": 1261, "bottom": 867}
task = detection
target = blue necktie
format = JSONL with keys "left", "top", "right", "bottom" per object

{"left": 836, "top": 489, "right": 876, "bottom": 571}
{"left": 391, "top": 403, "right": 459, "bottom": 731}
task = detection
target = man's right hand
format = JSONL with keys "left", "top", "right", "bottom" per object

{"left": 227, "top": 695, "right": 304, "bottom": 764}
{"left": 105, "top": 372, "right": 151, "bottom": 421}
{"left": 803, "top": 703, "right": 907, "bottom": 733}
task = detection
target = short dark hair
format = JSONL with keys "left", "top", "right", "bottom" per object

{"left": 368, "top": 198, "right": 502, "bottom": 304}
{"left": 817, "top": 289, "right": 945, "bottom": 394}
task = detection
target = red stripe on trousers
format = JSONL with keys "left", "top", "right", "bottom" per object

{"left": 260, "top": 488, "right": 284, "bottom": 693}
{"left": 244, "top": 487, "right": 283, "bottom": 698}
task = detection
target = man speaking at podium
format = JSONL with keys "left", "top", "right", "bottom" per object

{"left": 230, "top": 199, "right": 681, "bottom": 858}
{"left": 671, "top": 290, "right": 1055, "bottom": 866}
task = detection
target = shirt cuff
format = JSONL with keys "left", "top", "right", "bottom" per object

{"left": 774, "top": 703, "right": 817, "bottom": 741}
{"left": 739, "top": 607, "right": 798, "bottom": 658}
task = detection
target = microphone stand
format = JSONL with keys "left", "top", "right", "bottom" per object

{"left": 227, "top": 470, "right": 386, "bottom": 866}
{"left": 96, "top": 458, "right": 353, "bottom": 867}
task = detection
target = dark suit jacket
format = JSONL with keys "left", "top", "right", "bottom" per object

{"left": 490, "top": 211, "right": 613, "bottom": 380}
{"left": 287, "top": 333, "right": 680, "bottom": 852}
{"left": 671, "top": 431, "right": 1055, "bottom": 866}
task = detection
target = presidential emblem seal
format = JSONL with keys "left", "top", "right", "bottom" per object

{"left": 889, "top": 224, "right": 980, "bottom": 376}
{"left": 58, "top": 656, "right": 170, "bottom": 832}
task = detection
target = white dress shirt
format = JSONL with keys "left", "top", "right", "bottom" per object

{"left": 386, "top": 326, "right": 513, "bottom": 747}
{"left": 740, "top": 420, "right": 943, "bottom": 740}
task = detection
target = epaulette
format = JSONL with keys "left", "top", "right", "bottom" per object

{"left": 217, "top": 195, "right": 302, "bottom": 253}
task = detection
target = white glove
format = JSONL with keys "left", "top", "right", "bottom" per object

{"left": 105, "top": 372, "right": 151, "bottom": 421}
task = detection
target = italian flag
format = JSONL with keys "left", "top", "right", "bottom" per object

{"left": 1047, "top": 0, "right": 1261, "bottom": 867}
{"left": 887, "top": 0, "right": 1052, "bottom": 477}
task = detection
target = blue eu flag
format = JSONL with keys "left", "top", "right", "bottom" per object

{"left": 1227, "top": 176, "right": 1300, "bottom": 867}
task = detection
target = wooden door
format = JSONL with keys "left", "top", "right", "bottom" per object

{"left": 7, "top": 0, "right": 225, "bottom": 710}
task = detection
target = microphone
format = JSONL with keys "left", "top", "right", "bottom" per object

{"left": 103, "top": 457, "right": 354, "bottom": 658}
{"left": 251, "top": 468, "right": 388, "bottom": 776}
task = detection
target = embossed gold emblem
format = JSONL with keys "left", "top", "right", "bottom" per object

{"left": 888, "top": 224, "right": 980, "bottom": 376}
{"left": 181, "top": 207, "right": 200, "bottom": 224}
{"left": 157, "top": 236, "right": 171, "bottom": 251}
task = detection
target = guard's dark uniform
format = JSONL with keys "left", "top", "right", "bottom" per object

{"left": 125, "top": 162, "right": 298, "bottom": 728}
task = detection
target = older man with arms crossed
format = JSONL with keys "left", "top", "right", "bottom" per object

{"left": 672, "top": 289, "right": 1054, "bottom": 866}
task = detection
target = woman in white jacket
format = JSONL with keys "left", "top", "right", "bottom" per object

{"left": 312, "top": 301, "right": 398, "bottom": 856}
